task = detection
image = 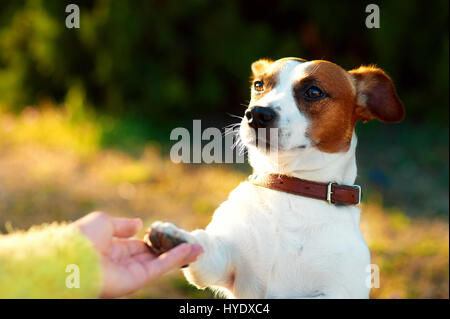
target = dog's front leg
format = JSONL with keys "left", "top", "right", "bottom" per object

{"left": 145, "top": 222, "right": 234, "bottom": 290}
{"left": 182, "top": 228, "right": 234, "bottom": 291}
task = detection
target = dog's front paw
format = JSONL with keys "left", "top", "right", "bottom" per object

{"left": 143, "top": 221, "right": 188, "bottom": 255}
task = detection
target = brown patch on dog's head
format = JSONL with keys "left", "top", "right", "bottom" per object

{"left": 250, "top": 59, "right": 278, "bottom": 101}
{"left": 251, "top": 59, "right": 274, "bottom": 76}
{"left": 293, "top": 61, "right": 358, "bottom": 153}
{"left": 349, "top": 66, "right": 404, "bottom": 123}
{"left": 250, "top": 58, "right": 307, "bottom": 102}
{"left": 292, "top": 61, "right": 404, "bottom": 153}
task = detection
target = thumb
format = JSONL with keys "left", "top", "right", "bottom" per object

{"left": 144, "top": 244, "right": 194, "bottom": 280}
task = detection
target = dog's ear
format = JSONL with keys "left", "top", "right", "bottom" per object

{"left": 251, "top": 59, "right": 273, "bottom": 77}
{"left": 349, "top": 66, "right": 405, "bottom": 123}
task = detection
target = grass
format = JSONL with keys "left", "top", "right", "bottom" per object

{"left": 0, "top": 105, "right": 448, "bottom": 298}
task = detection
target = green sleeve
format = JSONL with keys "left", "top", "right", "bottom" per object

{"left": 0, "top": 222, "right": 103, "bottom": 298}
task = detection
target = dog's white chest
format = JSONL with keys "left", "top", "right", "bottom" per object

{"left": 222, "top": 182, "right": 370, "bottom": 298}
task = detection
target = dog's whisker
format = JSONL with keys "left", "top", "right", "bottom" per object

{"left": 238, "top": 143, "right": 247, "bottom": 156}
{"left": 232, "top": 139, "right": 240, "bottom": 149}
{"left": 227, "top": 113, "right": 244, "bottom": 120}
{"left": 223, "top": 127, "right": 239, "bottom": 134}
{"left": 223, "top": 123, "right": 241, "bottom": 129}
{"left": 222, "top": 125, "right": 241, "bottom": 137}
{"left": 231, "top": 133, "right": 243, "bottom": 150}
{"left": 222, "top": 129, "right": 235, "bottom": 136}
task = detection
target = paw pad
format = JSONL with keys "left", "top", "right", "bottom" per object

{"left": 143, "top": 222, "right": 187, "bottom": 255}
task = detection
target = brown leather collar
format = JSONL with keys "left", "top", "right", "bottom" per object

{"left": 248, "top": 173, "right": 362, "bottom": 205}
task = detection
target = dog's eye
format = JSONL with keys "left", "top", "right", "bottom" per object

{"left": 254, "top": 80, "right": 264, "bottom": 92}
{"left": 304, "top": 86, "right": 324, "bottom": 100}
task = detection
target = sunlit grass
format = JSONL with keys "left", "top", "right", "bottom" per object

{"left": 361, "top": 202, "right": 449, "bottom": 298}
{"left": 0, "top": 106, "right": 448, "bottom": 299}
{"left": 0, "top": 106, "right": 102, "bottom": 157}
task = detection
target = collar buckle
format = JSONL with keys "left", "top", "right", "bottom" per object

{"left": 328, "top": 182, "right": 362, "bottom": 205}
{"left": 327, "top": 182, "right": 336, "bottom": 204}
{"left": 353, "top": 184, "right": 362, "bottom": 205}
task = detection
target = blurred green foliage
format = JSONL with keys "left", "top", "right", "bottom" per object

{"left": 0, "top": 0, "right": 448, "bottom": 123}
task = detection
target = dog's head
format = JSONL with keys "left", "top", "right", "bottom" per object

{"left": 240, "top": 57, "right": 404, "bottom": 173}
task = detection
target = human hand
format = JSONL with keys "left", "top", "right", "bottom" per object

{"left": 73, "top": 212, "right": 203, "bottom": 298}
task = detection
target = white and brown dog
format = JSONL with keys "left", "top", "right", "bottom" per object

{"left": 145, "top": 57, "right": 404, "bottom": 298}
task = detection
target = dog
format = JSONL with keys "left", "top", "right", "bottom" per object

{"left": 145, "top": 57, "right": 404, "bottom": 298}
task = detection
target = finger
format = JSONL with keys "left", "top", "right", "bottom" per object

{"left": 110, "top": 238, "right": 150, "bottom": 260}
{"left": 111, "top": 217, "right": 142, "bottom": 238}
{"left": 144, "top": 243, "right": 192, "bottom": 279}
{"left": 131, "top": 242, "right": 201, "bottom": 266}
{"left": 183, "top": 244, "right": 204, "bottom": 264}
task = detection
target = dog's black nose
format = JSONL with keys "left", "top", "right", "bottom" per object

{"left": 245, "top": 106, "right": 276, "bottom": 129}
